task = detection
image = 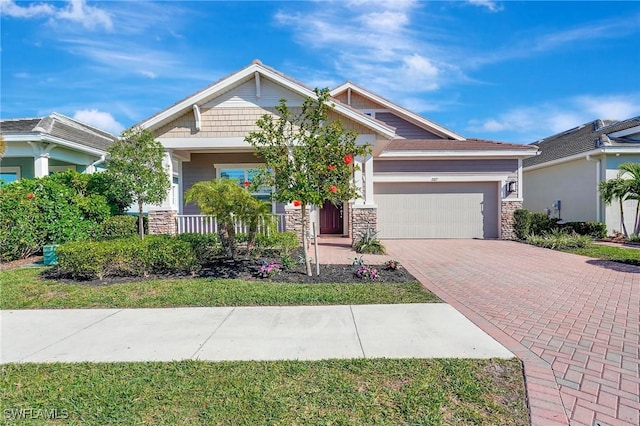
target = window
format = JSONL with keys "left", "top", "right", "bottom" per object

{"left": 215, "top": 163, "right": 274, "bottom": 209}
{"left": 0, "top": 167, "right": 20, "bottom": 184}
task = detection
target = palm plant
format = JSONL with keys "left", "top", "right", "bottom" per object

{"left": 599, "top": 177, "right": 629, "bottom": 237}
{"left": 619, "top": 162, "right": 640, "bottom": 235}
{"left": 185, "top": 179, "right": 269, "bottom": 258}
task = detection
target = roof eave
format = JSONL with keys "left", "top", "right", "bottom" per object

{"left": 378, "top": 149, "right": 539, "bottom": 159}
{"left": 3, "top": 133, "right": 108, "bottom": 156}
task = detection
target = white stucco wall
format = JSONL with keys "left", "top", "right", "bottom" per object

{"left": 523, "top": 158, "right": 598, "bottom": 222}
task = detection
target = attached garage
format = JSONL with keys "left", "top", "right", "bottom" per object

{"left": 375, "top": 182, "right": 500, "bottom": 239}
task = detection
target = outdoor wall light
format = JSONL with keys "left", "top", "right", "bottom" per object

{"left": 507, "top": 181, "right": 516, "bottom": 193}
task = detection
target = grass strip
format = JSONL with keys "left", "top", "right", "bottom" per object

{"left": 0, "top": 268, "right": 440, "bottom": 310}
{"left": 565, "top": 244, "right": 640, "bottom": 265}
{"left": 1, "top": 358, "right": 528, "bottom": 426}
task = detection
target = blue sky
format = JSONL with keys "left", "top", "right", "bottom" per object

{"left": 1, "top": 0, "right": 639, "bottom": 143}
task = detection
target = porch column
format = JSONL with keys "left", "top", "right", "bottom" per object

{"left": 28, "top": 142, "right": 55, "bottom": 178}
{"left": 148, "top": 150, "right": 178, "bottom": 235}
{"left": 364, "top": 155, "right": 374, "bottom": 205}
{"left": 354, "top": 156, "right": 364, "bottom": 205}
{"left": 34, "top": 153, "right": 49, "bottom": 178}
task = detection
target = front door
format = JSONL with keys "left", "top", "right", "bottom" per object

{"left": 319, "top": 200, "right": 343, "bottom": 234}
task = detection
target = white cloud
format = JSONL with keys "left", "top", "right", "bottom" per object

{"left": 0, "top": 0, "right": 112, "bottom": 30}
{"left": 74, "top": 109, "right": 124, "bottom": 135}
{"left": 467, "top": 1, "right": 503, "bottom": 13}
{"left": 0, "top": 1, "right": 55, "bottom": 18}
{"left": 274, "top": 1, "right": 457, "bottom": 97}
{"left": 467, "top": 93, "right": 640, "bottom": 141}
{"left": 57, "top": 0, "right": 112, "bottom": 30}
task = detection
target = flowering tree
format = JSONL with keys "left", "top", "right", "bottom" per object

{"left": 245, "top": 88, "right": 371, "bottom": 276}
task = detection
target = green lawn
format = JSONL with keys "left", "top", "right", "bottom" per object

{"left": 0, "top": 268, "right": 440, "bottom": 309}
{"left": 1, "top": 358, "right": 528, "bottom": 426}
{"left": 566, "top": 244, "right": 640, "bottom": 265}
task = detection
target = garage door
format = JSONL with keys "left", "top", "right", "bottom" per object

{"left": 375, "top": 182, "right": 499, "bottom": 239}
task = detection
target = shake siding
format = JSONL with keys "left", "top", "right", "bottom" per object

{"left": 155, "top": 106, "right": 373, "bottom": 138}
{"left": 182, "top": 152, "right": 261, "bottom": 214}
{"left": 334, "top": 92, "right": 383, "bottom": 110}
{"left": 327, "top": 110, "right": 374, "bottom": 135}
{"left": 374, "top": 159, "right": 518, "bottom": 174}
{"left": 155, "top": 107, "right": 281, "bottom": 138}
{"left": 375, "top": 112, "right": 442, "bottom": 139}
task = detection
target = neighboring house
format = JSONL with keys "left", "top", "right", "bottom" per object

{"left": 0, "top": 113, "right": 116, "bottom": 183}
{"left": 523, "top": 117, "right": 640, "bottom": 235}
{"left": 138, "top": 60, "right": 538, "bottom": 240}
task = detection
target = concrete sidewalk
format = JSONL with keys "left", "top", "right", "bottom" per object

{"left": 1, "top": 304, "right": 513, "bottom": 363}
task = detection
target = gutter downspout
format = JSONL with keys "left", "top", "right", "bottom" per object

{"left": 586, "top": 154, "right": 601, "bottom": 222}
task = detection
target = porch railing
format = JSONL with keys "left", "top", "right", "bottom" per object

{"left": 177, "top": 214, "right": 286, "bottom": 235}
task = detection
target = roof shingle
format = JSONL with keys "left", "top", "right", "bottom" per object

{"left": 524, "top": 117, "right": 640, "bottom": 167}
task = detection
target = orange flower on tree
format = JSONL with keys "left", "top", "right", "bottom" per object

{"left": 343, "top": 154, "right": 353, "bottom": 165}
{"left": 26, "top": 193, "right": 34, "bottom": 199}
{"left": 243, "top": 180, "right": 250, "bottom": 188}
{"left": 293, "top": 200, "right": 301, "bottom": 207}
{"left": 329, "top": 185, "right": 337, "bottom": 193}
{"left": 327, "top": 164, "right": 336, "bottom": 171}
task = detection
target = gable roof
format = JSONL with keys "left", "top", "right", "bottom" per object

{"left": 330, "top": 81, "right": 465, "bottom": 141}
{"left": 524, "top": 116, "right": 640, "bottom": 168}
{"left": 137, "top": 60, "right": 396, "bottom": 139}
{"left": 0, "top": 113, "right": 117, "bottom": 154}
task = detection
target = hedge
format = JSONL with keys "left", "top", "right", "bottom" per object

{"left": 56, "top": 236, "right": 197, "bottom": 280}
{"left": 513, "top": 209, "right": 606, "bottom": 240}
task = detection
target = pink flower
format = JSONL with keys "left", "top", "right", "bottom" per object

{"left": 344, "top": 154, "right": 353, "bottom": 165}
{"left": 243, "top": 180, "right": 250, "bottom": 188}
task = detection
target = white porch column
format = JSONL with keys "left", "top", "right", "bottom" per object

{"left": 148, "top": 150, "right": 175, "bottom": 211}
{"left": 354, "top": 156, "right": 364, "bottom": 205}
{"left": 28, "top": 142, "right": 56, "bottom": 178}
{"left": 364, "top": 155, "right": 374, "bottom": 205}
{"left": 34, "top": 153, "right": 49, "bottom": 178}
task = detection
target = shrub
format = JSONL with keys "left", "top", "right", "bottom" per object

{"left": 354, "top": 228, "right": 385, "bottom": 255}
{"left": 56, "top": 236, "right": 197, "bottom": 280}
{"left": 513, "top": 209, "right": 531, "bottom": 240}
{"left": 256, "top": 231, "right": 299, "bottom": 253}
{"left": 258, "top": 261, "right": 280, "bottom": 279}
{"left": 177, "top": 233, "right": 221, "bottom": 264}
{"left": 102, "top": 215, "right": 138, "bottom": 240}
{"left": 561, "top": 221, "right": 606, "bottom": 239}
{"left": 525, "top": 229, "right": 592, "bottom": 250}
{"left": 0, "top": 186, "right": 45, "bottom": 260}
{"left": 384, "top": 259, "right": 401, "bottom": 270}
{"left": 279, "top": 253, "right": 296, "bottom": 270}
{"left": 354, "top": 265, "right": 379, "bottom": 280}
{"left": 530, "top": 212, "right": 560, "bottom": 235}
{"left": 0, "top": 173, "right": 114, "bottom": 261}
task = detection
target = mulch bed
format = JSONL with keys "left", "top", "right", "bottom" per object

{"left": 37, "top": 254, "right": 415, "bottom": 286}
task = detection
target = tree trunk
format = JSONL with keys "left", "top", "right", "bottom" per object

{"left": 218, "top": 223, "right": 237, "bottom": 259}
{"left": 619, "top": 199, "right": 628, "bottom": 237}
{"left": 301, "top": 204, "right": 312, "bottom": 276}
{"left": 138, "top": 201, "right": 144, "bottom": 240}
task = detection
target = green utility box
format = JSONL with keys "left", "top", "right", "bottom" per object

{"left": 43, "top": 245, "right": 59, "bottom": 266}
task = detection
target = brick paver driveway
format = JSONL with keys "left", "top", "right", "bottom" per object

{"left": 384, "top": 240, "right": 639, "bottom": 426}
